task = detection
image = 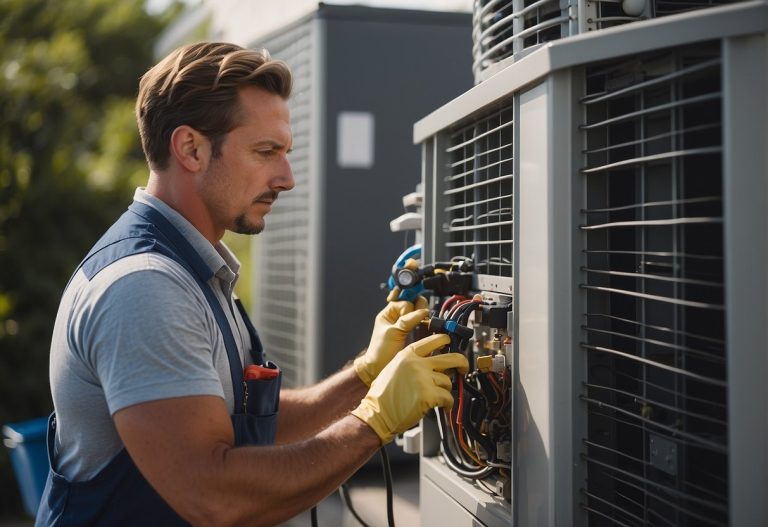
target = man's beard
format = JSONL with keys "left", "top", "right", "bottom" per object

{"left": 233, "top": 190, "right": 279, "bottom": 235}
{"left": 234, "top": 213, "right": 264, "bottom": 235}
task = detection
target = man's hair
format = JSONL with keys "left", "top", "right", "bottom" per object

{"left": 135, "top": 42, "right": 292, "bottom": 170}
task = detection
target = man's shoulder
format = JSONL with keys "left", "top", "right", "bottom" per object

{"left": 72, "top": 252, "right": 203, "bottom": 307}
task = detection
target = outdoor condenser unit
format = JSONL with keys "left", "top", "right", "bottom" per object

{"left": 251, "top": 5, "right": 473, "bottom": 387}
{"left": 415, "top": 1, "right": 768, "bottom": 525}
{"left": 471, "top": 0, "right": 744, "bottom": 82}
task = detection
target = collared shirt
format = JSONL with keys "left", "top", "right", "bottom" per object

{"left": 134, "top": 189, "right": 253, "bottom": 366}
{"left": 49, "top": 188, "right": 255, "bottom": 481}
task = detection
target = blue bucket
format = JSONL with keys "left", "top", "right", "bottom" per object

{"left": 3, "top": 416, "right": 50, "bottom": 517}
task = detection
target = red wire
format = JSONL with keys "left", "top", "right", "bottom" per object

{"left": 456, "top": 378, "right": 464, "bottom": 426}
{"left": 439, "top": 295, "right": 466, "bottom": 318}
{"left": 456, "top": 378, "right": 483, "bottom": 465}
{"left": 446, "top": 299, "right": 474, "bottom": 319}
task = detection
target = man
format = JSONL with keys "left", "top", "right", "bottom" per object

{"left": 37, "top": 42, "right": 467, "bottom": 526}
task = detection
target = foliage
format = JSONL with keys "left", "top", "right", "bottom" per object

{"left": 0, "top": 0, "right": 180, "bottom": 518}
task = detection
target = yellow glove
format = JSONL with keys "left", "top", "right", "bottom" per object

{"left": 351, "top": 333, "right": 469, "bottom": 445}
{"left": 353, "top": 294, "right": 429, "bottom": 386}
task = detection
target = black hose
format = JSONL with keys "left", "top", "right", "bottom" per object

{"left": 339, "top": 483, "right": 371, "bottom": 527}
{"left": 380, "top": 447, "right": 396, "bottom": 527}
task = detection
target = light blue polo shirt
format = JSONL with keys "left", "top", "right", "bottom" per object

{"left": 49, "top": 188, "right": 256, "bottom": 481}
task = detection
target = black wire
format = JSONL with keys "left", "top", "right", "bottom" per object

{"left": 477, "top": 373, "right": 499, "bottom": 406}
{"left": 460, "top": 381, "right": 496, "bottom": 459}
{"left": 337, "top": 448, "right": 394, "bottom": 527}
{"left": 338, "top": 483, "right": 371, "bottom": 527}
{"left": 456, "top": 300, "right": 480, "bottom": 325}
{"left": 310, "top": 505, "right": 318, "bottom": 527}
{"left": 435, "top": 408, "right": 495, "bottom": 479}
{"left": 380, "top": 447, "right": 396, "bottom": 527}
{"left": 447, "top": 300, "right": 475, "bottom": 322}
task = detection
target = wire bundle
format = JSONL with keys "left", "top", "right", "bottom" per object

{"left": 431, "top": 295, "right": 512, "bottom": 491}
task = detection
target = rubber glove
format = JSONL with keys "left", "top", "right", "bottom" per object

{"left": 353, "top": 293, "right": 429, "bottom": 387}
{"left": 351, "top": 333, "right": 469, "bottom": 445}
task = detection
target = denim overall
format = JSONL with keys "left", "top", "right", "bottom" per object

{"left": 35, "top": 201, "right": 281, "bottom": 526}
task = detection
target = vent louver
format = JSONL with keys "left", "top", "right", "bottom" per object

{"left": 444, "top": 105, "right": 515, "bottom": 279}
{"left": 579, "top": 42, "right": 728, "bottom": 526}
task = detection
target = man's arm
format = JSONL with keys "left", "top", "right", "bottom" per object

{"left": 276, "top": 365, "right": 366, "bottom": 444}
{"left": 114, "top": 333, "right": 466, "bottom": 527}
{"left": 114, "top": 395, "right": 380, "bottom": 527}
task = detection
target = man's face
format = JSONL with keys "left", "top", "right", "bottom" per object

{"left": 200, "top": 86, "right": 294, "bottom": 236}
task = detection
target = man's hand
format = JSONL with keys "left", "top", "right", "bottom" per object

{"left": 351, "top": 333, "right": 468, "bottom": 444}
{"left": 353, "top": 295, "right": 429, "bottom": 386}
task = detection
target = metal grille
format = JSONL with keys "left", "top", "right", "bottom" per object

{"left": 471, "top": 0, "right": 642, "bottom": 81}
{"left": 444, "top": 104, "right": 514, "bottom": 279}
{"left": 254, "top": 22, "right": 313, "bottom": 387}
{"left": 578, "top": 43, "right": 728, "bottom": 525}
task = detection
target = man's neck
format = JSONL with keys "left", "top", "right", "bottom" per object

{"left": 145, "top": 171, "right": 223, "bottom": 244}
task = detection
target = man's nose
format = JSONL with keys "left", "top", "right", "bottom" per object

{"left": 272, "top": 158, "right": 295, "bottom": 192}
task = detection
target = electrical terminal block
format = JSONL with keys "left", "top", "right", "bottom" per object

{"left": 476, "top": 355, "right": 493, "bottom": 373}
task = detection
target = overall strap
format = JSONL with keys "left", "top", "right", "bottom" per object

{"left": 126, "top": 202, "right": 247, "bottom": 412}
{"left": 235, "top": 299, "right": 264, "bottom": 365}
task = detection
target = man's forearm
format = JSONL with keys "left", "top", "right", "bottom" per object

{"left": 208, "top": 415, "right": 380, "bottom": 527}
{"left": 275, "top": 364, "right": 367, "bottom": 443}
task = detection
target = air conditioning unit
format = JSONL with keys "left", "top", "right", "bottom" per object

{"left": 251, "top": 5, "right": 473, "bottom": 387}
{"left": 416, "top": 2, "right": 768, "bottom": 525}
{"left": 471, "top": 0, "right": 747, "bottom": 82}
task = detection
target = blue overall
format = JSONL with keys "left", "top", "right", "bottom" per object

{"left": 35, "top": 201, "right": 281, "bottom": 526}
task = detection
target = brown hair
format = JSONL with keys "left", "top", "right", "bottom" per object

{"left": 135, "top": 42, "right": 292, "bottom": 170}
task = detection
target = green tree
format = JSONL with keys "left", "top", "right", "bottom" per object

{"left": 0, "top": 0, "right": 179, "bottom": 518}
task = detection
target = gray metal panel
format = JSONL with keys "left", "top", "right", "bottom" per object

{"left": 421, "top": 456, "right": 512, "bottom": 527}
{"left": 421, "top": 476, "right": 484, "bottom": 527}
{"left": 306, "top": 17, "right": 326, "bottom": 386}
{"left": 568, "top": 65, "right": 590, "bottom": 527}
{"left": 421, "top": 140, "right": 434, "bottom": 264}
{"left": 548, "top": 68, "right": 579, "bottom": 527}
{"left": 722, "top": 32, "right": 768, "bottom": 527}
{"left": 516, "top": 81, "right": 553, "bottom": 526}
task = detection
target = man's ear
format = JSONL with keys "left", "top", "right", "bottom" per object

{"left": 170, "top": 125, "right": 211, "bottom": 172}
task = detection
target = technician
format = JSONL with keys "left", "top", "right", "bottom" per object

{"left": 36, "top": 41, "right": 467, "bottom": 526}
